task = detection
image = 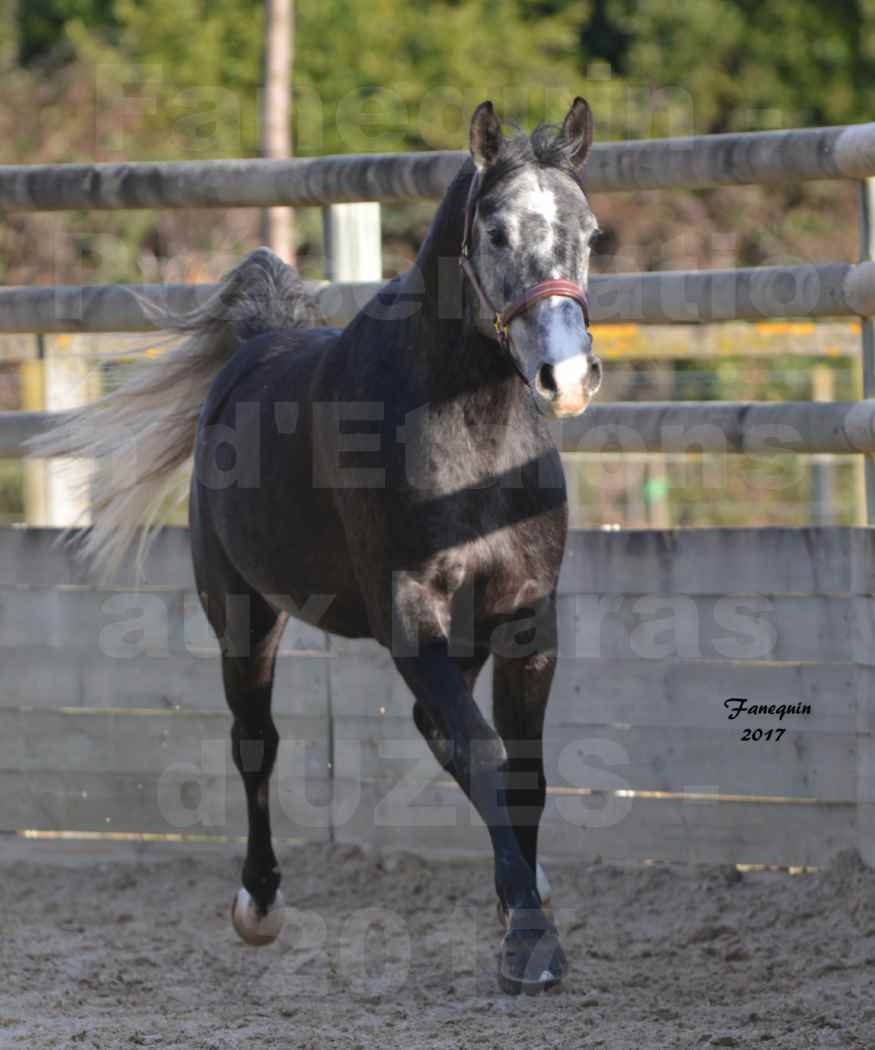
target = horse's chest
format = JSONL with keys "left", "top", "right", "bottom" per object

{"left": 405, "top": 443, "right": 566, "bottom": 612}
{"left": 473, "top": 520, "right": 563, "bottom": 616}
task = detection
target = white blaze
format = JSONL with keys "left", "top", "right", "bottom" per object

{"left": 509, "top": 171, "right": 558, "bottom": 254}
{"left": 542, "top": 295, "right": 589, "bottom": 391}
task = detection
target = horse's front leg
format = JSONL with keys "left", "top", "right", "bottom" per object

{"left": 491, "top": 591, "right": 559, "bottom": 925}
{"left": 391, "top": 578, "right": 566, "bottom": 994}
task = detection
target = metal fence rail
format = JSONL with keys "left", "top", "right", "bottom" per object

{"left": 3, "top": 119, "right": 875, "bottom": 515}
{"left": 7, "top": 399, "right": 875, "bottom": 458}
{"left": 3, "top": 261, "right": 875, "bottom": 333}
{"left": 2, "top": 122, "right": 875, "bottom": 210}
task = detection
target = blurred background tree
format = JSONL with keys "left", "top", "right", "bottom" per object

{"left": 3, "top": 0, "right": 870, "bottom": 283}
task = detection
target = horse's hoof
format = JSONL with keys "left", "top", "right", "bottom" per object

{"left": 231, "top": 886, "right": 286, "bottom": 946}
{"left": 497, "top": 907, "right": 567, "bottom": 996}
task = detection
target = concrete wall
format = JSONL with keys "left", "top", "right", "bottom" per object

{"left": 0, "top": 525, "right": 870, "bottom": 866}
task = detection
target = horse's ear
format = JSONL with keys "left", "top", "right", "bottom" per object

{"left": 470, "top": 101, "right": 503, "bottom": 171}
{"left": 561, "top": 96, "right": 594, "bottom": 170}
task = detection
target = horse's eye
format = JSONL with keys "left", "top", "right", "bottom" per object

{"left": 487, "top": 227, "right": 507, "bottom": 248}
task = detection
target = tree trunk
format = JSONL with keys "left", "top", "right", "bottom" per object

{"left": 260, "top": 0, "right": 294, "bottom": 262}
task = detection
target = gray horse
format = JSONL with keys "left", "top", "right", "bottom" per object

{"left": 35, "top": 98, "right": 602, "bottom": 994}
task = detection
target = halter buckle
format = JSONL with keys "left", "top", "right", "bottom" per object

{"left": 494, "top": 315, "right": 510, "bottom": 342}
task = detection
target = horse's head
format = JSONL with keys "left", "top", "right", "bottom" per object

{"left": 460, "top": 98, "right": 602, "bottom": 419}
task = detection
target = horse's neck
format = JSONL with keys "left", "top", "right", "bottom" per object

{"left": 413, "top": 162, "right": 473, "bottom": 317}
{"left": 405, "top": 164, "right": 527, "bottom": 429}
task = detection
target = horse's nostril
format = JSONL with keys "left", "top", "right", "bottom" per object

{"left": 588, "top": 355, "right": 603, "bottom": 394}
{"left": 536, "top": 363, "right": 558, "bottom": 397}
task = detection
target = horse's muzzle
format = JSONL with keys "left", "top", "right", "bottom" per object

{"left": 532, "top": 352, "right": 603, "bottom": 418}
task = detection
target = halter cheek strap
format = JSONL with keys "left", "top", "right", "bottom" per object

{"left": 458, "top": 172, "right": 592, "bottom": 359}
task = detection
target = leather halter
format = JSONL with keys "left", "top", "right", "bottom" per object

{"left": 458, "top": 172, "right": 591, "bottom": 355}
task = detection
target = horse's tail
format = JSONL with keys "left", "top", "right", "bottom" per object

{"left": 27, "top": 247, "right": 320, "bottom": 581}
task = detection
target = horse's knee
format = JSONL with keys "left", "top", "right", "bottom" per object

{"left": 413, "top": 699, "right": 455, "bottom": 771}
{"left": 391, "top": 562, "right": 466, "bottom": 657}
{"left": 412, "top": 692, "right": 507, "bottom": 788}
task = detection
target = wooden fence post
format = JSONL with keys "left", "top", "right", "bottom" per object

{"left": 260, "top": 0, "right": 295, "bottom": 262}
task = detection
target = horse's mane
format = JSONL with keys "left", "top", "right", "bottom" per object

{"left": 478, "top": 122, "right": 586, "bottom": 198}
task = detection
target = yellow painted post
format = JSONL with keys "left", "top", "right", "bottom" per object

{"left": 645, "top": 362, "right": 671, "bottom": 528}
{"left": 811, "top": 364, "right": 835, "bottom": 525}
{"left": 20, "top": 343, "right": 47, "bottom": 525}
{"left": 22, "top": 333, "right": 94, "bottom": 527}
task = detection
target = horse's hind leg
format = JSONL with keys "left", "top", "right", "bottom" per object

{"left": 199, "top": 573, "right": 288, "bottom": 946}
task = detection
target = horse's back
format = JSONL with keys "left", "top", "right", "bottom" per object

{"left": 198, "top": 325, "right": 341, "bottom": 424}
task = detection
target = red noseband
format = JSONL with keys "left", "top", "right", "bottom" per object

{"left": 458, "top": 172, "right": 591, "bottom": 350}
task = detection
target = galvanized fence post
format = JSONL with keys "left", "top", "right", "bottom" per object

{"left": 859, "top": 178, "right": 875, "bottom": 524}
{"left": 321, "top": 202, "right": 383, "bottom": 284}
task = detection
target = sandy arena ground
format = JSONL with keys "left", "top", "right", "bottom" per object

{"left": 0, "top": 836, "right": 873, "bottom": 1049}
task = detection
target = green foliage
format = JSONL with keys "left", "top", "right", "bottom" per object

{"left": 294, "top": 0, "right": 588, "bottom": 153}
{"left": 603, "top": 0, "right": 875, "bottom": 133}
{"left": 0, "top": 460, "right": 23, "bottom": 524}
{"left": 18, "top": 0, "right": 117, "bottom": 63}
{"left": 14, "top": 0, "right": 875, "bottom": 155}
{"left": 55, "top": 0, "right": 591, "bottom": 157}
{"left": 64, "top": 0, "right": 264, "bottom": 159}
